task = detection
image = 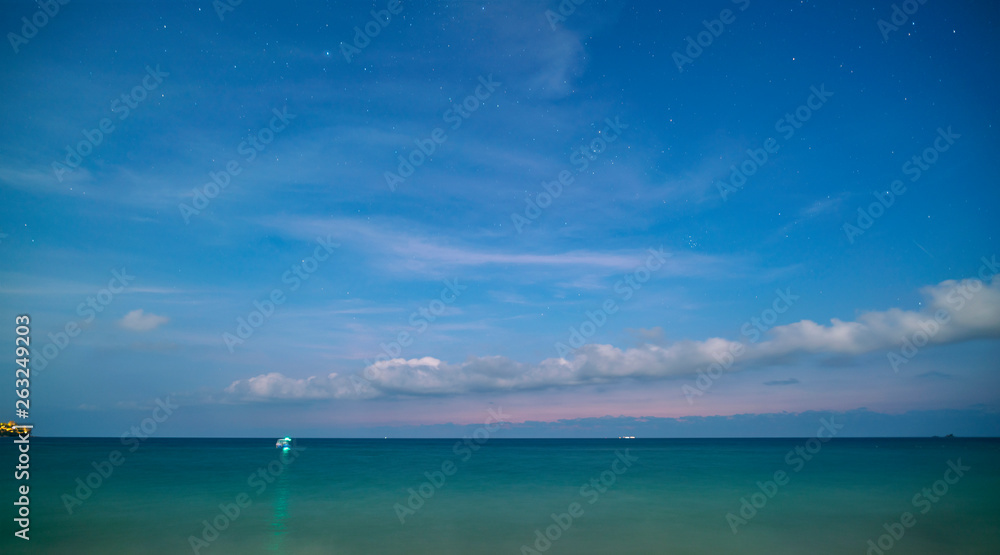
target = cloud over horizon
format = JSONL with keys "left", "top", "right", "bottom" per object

{"left": 221, "top": 274, "right": 1000, "bottom": 403}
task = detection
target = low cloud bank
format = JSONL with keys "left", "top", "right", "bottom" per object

{"left": 224, "top": 276, "right": 1000, "bottom": 402}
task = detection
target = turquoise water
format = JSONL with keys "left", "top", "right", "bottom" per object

{"left": 2, "top": 438, "right": 998, "bottom": 554}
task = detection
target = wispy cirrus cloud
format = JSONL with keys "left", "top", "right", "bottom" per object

{"left": 801, "top": 194, "right": 848, "bottom": 217}
{"left": 258, "top": 215, "right": 757, "bottom": 282}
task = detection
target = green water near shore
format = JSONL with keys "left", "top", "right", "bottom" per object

{"left": 2, "top": 438, "right": 998, "bottom": 554}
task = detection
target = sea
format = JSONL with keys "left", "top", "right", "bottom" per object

{"left": 1, "top": 438, "right": 998, "bottom": 554}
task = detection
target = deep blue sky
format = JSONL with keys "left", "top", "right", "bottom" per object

{"left": 1, "top": 0, "right": 998, "bottom": 436}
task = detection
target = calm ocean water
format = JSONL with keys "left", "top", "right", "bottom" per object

{"left": 1, "top": 438, "right": 998, "bottom": 554}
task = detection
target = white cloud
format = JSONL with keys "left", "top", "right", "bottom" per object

{"left": 221, "top": 276, "right": 1000, "bottom": 402}
{"left": 118, "top": 309, "right": 169, "bottom": 332}
{"left": 224, "top": 372, "right": 374, "bottom": 402}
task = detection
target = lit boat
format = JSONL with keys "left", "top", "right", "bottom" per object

{"left": 275, "top": 437, "right": 292, "bottom": 450}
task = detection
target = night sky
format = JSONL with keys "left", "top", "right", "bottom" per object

{"left": 1, "top": 0, "right": 998, "bottom": 437}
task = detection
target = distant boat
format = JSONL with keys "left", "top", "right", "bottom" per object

{"left": 276, "top": 437, "right": 292, "bottom": 450}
